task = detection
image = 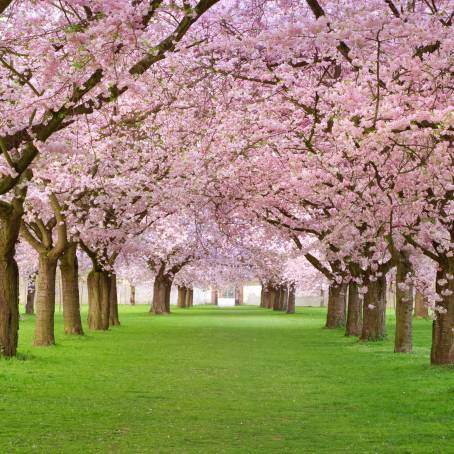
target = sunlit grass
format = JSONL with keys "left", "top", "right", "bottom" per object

{"left": 0, "top": 305, "right": 450, "bottom": 453}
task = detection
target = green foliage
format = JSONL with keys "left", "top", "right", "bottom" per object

{"left": 0, "top": 306, "right": 451, "bottom": 453}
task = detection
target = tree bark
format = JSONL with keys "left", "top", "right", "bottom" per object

{"left": 108, "top": 273, "right": 120, "bottom": 327}
{"left": 130, "top": 284, "right": 136, "bottom": 306}
{"left": 234, "top": 286, "right": 241, "bottom": 306}
{"left": 177, "top": 286, "right": 187, "bottom": 308}
{"left": 267, "top": 285, "right": 278, "bottom": 309}
{"left": 187, "top": 288, "right": 193, "bottom": 307}
{"left": 260, "top": 285, "right": 265, "bottom": 307}
{"left": 0, "top": 202, "right": 22, "bottom": 357}
{"left": 261, "top": 284, "right": 271, "bottom": 308}
{"left": 394, "top": 253, "right": 413, "bottom": 353}
{"left": 273, "top": 286, "right": 286, "bottom": 311}
{"left": 326, "top": 284, "right": 347, "bottom": 328}
{"left": 184, "top": 286, "right": 191, "bottom": 308}
{"left": 25, "top": 271, "right": 36, "bottom": 315}
{"left": 361, "top": 275, "right": 387, "bottom": 341}
{"left": 210, "top": 288, "right": 218, "bottom": 306}
{"left": 152, "top": 274, "right": 172, "bottom": 315}
{"left": 282, "top": 286, "right": 288, "bottom": 311}
{"left": 60, "top": 243, "right": 83, "bottom": 335}
{"left": 287, "top": 283, "right": 296, "bottom": 314}
{"left": 272, "top": 286, "right": 280, "bottom": 311}
{"left": 430, "top": 260, "right": 454, "bottom": 365}
{"left": 0, "top": 255, "right": 19, "bottom": 356}
{"left": 87, "top": 269, "right": 110, "bottom": 330}
{"left": 33, "top": 255, "right": 58, "bottom": 346}
{"left": 165, "top": 280, "right": 172, "bottom": 312}
{"left": 345, "top": 282, "right": 362, "bottom": 336}
{"left": 414, "top": 290, "right": 428, "bottom": 318}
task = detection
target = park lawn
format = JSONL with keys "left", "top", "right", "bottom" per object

{"left": 1, "top": 305, "right": 453, "bottom": 454}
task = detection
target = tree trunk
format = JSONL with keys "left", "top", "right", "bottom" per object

{"left": 177, "top": 286, "right": 187, "bottom": 308}
{"left": 269, "top": 286, "right": 277, "bottom": 309}
{"left": 430, "top": 260, "right": 454, "bottom": 365}
{"left": 414, "top": 290, "right": 428, "bottom": 318}
{"left": 272, "top": 286, "right": 280, "bottom": 310}
{"left": 187, "top": 288, "right": 193, "bottom": 307}
{"left": 0, "top": 206, "right": 22, "bottom": 357}
{"left": 0, "top": 255, "right": 19, "bottom": 356}
{"left": 60, "top": 243, "right": 83, "bottom": 335}
{"left": 108, "top": 273, "right": 120, "bottom": 327}
{"left": 261, "top": 284, "right": 271, "bottom": 308}
{"left": 234, "top": 286, "right": 241, "bottom": 306}
{"left": 345, "top": 282, "right": 362, "bottom": 336}
{"left": 260, "top": 285, "right": 265, "bottom": 307}
{"left": 239, "top": 286, "right": 244, "bottom": 305}
{"left": 165, "top": 281, "right": 172, "bottom": 312}
{"left": 326, "top": 284, "right": 347, "bottom": 328}
{"left": 210, "top": 288, "right": 218, "bottom": 306}
{"left": 273, "top": 286, "right": 284, "bottom": 311}
{"left": 287, "top": 283, "right": 296, "bottom": 314}
{"left": 184, "top": 287, "right": 191, "bottom": 308}
{"left": 152, "top": 275, "right": 172, "bottom": 315}
{"left": 130, "top": 284, "right": 136, "bottom": 305}
{"left": 87, "top": 269, "right": 110, "bottom": 330}
{"left": 25, "top": 271, "right": 36, "bottom": 315}
{"left": 34, "top": 255, "right": 58, "bottom": 346}
{"left": 394, "top": 254, "right": 413, "bottom": 353}
{"left": 282, "top": 286, "right": 288, "bottom": 311}
{"left": 361, "top": 275, "right": 387, "bottom": 341}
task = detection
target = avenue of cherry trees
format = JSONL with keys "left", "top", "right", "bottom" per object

{"left": 0, "top": 0, "right": 452, "bottom": 365}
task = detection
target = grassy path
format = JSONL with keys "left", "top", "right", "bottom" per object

{"left": 1, "top": 306, "right": 453, "bottom": 453}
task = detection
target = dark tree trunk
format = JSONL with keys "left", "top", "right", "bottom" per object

{"left": 414, "top": 290, "right": 428, "bottom": 318}
{"left": 152, "top": 274, "right": 172, "bottom": 315}
{"left": 326, "top": 284, "right": 347, "bottom": 328}
{"left": 187, "top": 288, "right": 193, "bottom": 307}
{"left": 0, "top": 204, "right": 22, "bottom": 357}
{"left": 87, "top": 269, "right": 110, "bottom": 330}
{"left": 108, "top": 273, "right": 120, "bottom": 327}
{"left": 177, "top": 286, "right": 187, "bottom": 308}
{"left": 273, "top": 286, "right": 286, "bottom": 311}
{"left": 210, "top": 288, "right": 218, "bottom": 306}
{"left": 394, "top": 253, "right": 413, "bottom": 353}
{"left": 287, "top": 283, "right": 296, "bottom": 314}
{"left": 25, "top": 271, "right": 37, "bottom": 315}
{"left": 272, "top": 286, "right": 281, "bottom": 311}
{"left": 184, "top": 287, "right": 191, "bottom": 308}
{"left": 268, "top": 286, "right": 277, "bottom": 309}
{"left": 345, "top": 282, "right": 362, "bottom": 336}
{"left": 34, "top": 255, "right": 58, "bottom": 346}
{"left": 130, "top": 284, "right": 136, "bottom": 305}
{"left": 261, "top": 284, "right": 271, "bottom": 308}
{"left": 0, "top": 256, "right": 19, "bottom": 356}
{"left": 282, "top": 286, "right": 288, "bottom": 311}
{"left": 234, "top": 286, "right": 241, "bottom": 306}
{"left": 60, "top": 243, "right": 83, "bottom": 335}
{"left": 430, "top": 260, "right": 454, "bottom": 365}
{"left": 165, "top": 281, "right": 172, "bottom": 312}
{"left": 361, "top": 275, "right": 387, "bottom": 341}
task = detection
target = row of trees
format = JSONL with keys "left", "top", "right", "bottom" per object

{"left": 0, "top": 0, "right": 452, "bottom": 366}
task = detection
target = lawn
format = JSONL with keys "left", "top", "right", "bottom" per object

{"left": 1, "top": 305, "right": 453, "bottom": 453}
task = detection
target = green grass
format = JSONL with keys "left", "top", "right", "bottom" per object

{"left": 1, "top": 305, "right": 453, "bottom": 453}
